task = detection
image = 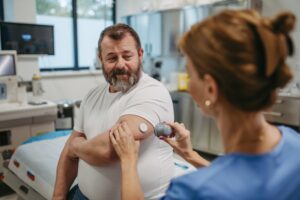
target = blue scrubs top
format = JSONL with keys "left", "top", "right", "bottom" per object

{"left": 161, "top": 126, "right": 300, "bottom": 200}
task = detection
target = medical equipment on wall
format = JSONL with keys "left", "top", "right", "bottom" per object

{"left": 0, "top": 50, "right": 19, "bottom": 103}
{"left": 0, "top": 83, "right": 7, "bottom": 100}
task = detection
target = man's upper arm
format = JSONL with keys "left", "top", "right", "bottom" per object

{"left": 119, "top": 84, "right": 174, "bottom": 140}
{"left": 117, "top": 114, "right": 154, "bottom": 140}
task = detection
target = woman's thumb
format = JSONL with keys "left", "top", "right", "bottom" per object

{"left": 162, "top": 137, "right": 176, "bottom": 148}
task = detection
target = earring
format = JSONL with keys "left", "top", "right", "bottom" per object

{"left": 205, "top": 100, "right": 211, "bottom": 107}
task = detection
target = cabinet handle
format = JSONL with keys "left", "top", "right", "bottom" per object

{"left": 263, "top": 111, "right": 283, "bottom": 117}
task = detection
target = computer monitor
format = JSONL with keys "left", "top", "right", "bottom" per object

{"left": 0, "top": 50, "right": 17, "bottom": 78}
{"left": 0, "top": 22, "right": 54, "bottom": 55}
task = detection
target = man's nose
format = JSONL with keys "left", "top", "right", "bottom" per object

{"left": 116, "top": 57, "right": 126, "bottom": 69}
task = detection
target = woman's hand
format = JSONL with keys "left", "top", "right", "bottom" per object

{"left": 109, "top": 122, "right": 140, "bottom": 164}
{"left": 110, "top": 122, "right": 144, "bottom": 200}
{"left": 163, "top": 122, "right": 210, "bottom": 167}
{"left": 162, "top": 122, "right": 194, "bottom": 160}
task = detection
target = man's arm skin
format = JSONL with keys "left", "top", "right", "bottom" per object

{"left": 52, "top": 131, "right": 84, "bottom": 200}
{"left": 70, "top": 114, "right": 154, "bottom": 166}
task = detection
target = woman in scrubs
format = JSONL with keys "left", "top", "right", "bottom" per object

{"left": 110, "top": 9, "right": 300, "bottom": 200}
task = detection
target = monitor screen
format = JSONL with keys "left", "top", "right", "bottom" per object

{"left": 0, "top": 51, "right": 17, "bottom": 77}
{"left": 0, "top": 22, "right": 54, "bottom": 55}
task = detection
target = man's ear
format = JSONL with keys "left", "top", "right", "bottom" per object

{"left": 203, "top": 74, "right": 218, "bottom": 104}
{"left": 138, "top": 48, "right": 144, "bottom": 62}
{"left": 98, "top": 51, "right": 103, "bottom": 63}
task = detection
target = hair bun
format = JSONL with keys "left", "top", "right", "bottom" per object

{"left": 271, "top": 12, "right": 296, "bottom": 34}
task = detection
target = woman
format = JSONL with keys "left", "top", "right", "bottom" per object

{"left": 109, "top": 9, "right": 300, "bottom": 199}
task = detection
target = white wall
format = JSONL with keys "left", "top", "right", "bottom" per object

{"left": 3, "top": 0, "right": 103, "bottom": 102}
{"left": 117, "top": 0, "right": 192, "bottom": 21}
{"left": 41, "top": 72, "right": 106, "bottom": 101}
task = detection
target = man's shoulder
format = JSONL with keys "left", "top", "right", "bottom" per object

{"left": 83, "top": 84, "right": 107, "bottom": 101}
{"left": 136, "top": 73, "right": 168, "bottom": 92}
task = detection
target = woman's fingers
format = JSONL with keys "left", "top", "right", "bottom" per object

{"left": 164, "top": 121, "right": 189, "bottom": 140}
{"left": 109, "top": 130, "right": 120, "bottom": 154}
{"left": 121, "top": 122, "right": 133, "bottom": 137}
{"left": 114, "top": 127, "right": 121, "bottom": 141}
{"left": 162, "top": 136, "right": 175, "bottom": 147}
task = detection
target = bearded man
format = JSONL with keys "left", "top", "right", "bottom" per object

{"left": 53, "top": 24, "right": 174, "bottom": 200}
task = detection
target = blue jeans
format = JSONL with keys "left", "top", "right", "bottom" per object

{"left": 67, "top": 185, "right": 88, "bottom": 200}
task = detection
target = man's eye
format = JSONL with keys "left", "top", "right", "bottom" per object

{"left": 124, "top": 55, "right": 132, "bottom": 60}
{"left": 107, "top": 57, "right": 116, "bottom": 62}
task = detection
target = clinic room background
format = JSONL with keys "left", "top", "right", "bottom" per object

{"left": 0, "top": 0, "right": 300, "bottom": 199}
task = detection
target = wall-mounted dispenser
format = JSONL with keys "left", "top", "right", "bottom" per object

{"left": 0, "top": 83, "right": 7, "bottom": 100}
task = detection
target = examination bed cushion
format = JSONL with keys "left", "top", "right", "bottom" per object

{"left": 8, "top": 130, "right": 195, "bottom": 199}
{"left": 8, "top": 130, "right": 72, "bottom": 199}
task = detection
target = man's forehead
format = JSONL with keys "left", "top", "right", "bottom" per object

{"left": 101, "top": 38, "right": 137, "bottom": 54}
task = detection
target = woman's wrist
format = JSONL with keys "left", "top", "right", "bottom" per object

{"left": 120, "top": 157, "right": 138, "bottom": 170}
{"left": 183, "top": 150, "right": 197, "bottom": 162}
{"left": 184, "top": 150, "right": 210, "bottom": 168}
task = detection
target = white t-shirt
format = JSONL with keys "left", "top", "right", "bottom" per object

{"left": 74, "top": 72, "right": 174, "bottom": 200}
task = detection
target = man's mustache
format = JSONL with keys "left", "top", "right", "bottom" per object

{"left": 111, "top": 69, "right": 131, "bottom": 77}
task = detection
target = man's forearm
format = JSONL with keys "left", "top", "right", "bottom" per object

{"left": 73, "top": 132, "right": 118, "bottom": 166}
{"left": 53, "top": 132, "right": 82, "bottom": 199}
{"left": 53, "top": 149, "right": 78, "bottom": 199}
{"left": 72, "top": 115, "right": 151, "bottom": 167}
{"left": 53, "top": 152, "right": 78, "bottom": 199}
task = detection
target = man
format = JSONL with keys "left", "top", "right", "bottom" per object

{"left": 53, "top": 24, "right": 174, "bottom": 200}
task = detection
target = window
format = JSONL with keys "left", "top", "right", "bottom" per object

{"left": 36, "top": 0, "right": 115, "bottom": 71}
{"left": 77, "top": 0, "right": 114, "bottom": 69}
{"left": 0, "top": 0, "right": 4, "bottom": 21}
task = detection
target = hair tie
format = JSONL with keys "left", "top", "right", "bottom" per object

{"left": 255, "top": 26, "right": 288, "bottom": 77}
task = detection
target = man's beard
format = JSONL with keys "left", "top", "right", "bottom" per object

{"left": 103, "top": 63, "right": 141, "bottom": 93}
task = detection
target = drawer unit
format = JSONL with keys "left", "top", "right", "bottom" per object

{"left": 0, "top": 125, "right": 31, "bottom": 152}
{"left": 264, "top": 97, "right": 300, "bottom": 126}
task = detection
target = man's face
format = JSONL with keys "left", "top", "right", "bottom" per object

{"left": 100, "top": 34, "right": 143, "bottom": 93}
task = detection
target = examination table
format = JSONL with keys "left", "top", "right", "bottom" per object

{"left": 2, "top": 130, "right": 195, "bottom": 200}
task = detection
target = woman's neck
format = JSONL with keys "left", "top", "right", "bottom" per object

{"left": 216, "top": 108, "right": 281, "bottom": 154}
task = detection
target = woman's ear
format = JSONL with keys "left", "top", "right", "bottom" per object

{"left": 203, "top": 74, "right": 218, "bottom": 104}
